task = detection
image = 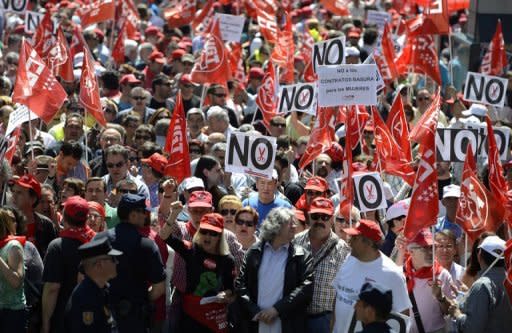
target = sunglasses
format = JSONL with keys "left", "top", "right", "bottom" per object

{"left": 107, "top": 161, "right": 125, "bottom": 169}
{"left": 310, "top": 214, "right": 331, "bottom": 221}
{"left": 118, "top": 188, "right": 138, "bottom": 194}
{"left": 199, "top": 229, "right": 221, "bottom": 237}
{"left": 271, "top": 123, "right": 286, "bottom": 128}
{"left": 220, "top": 209, "right": 237, "bottom": 216}
{"left": 212, "top": 93, "right": 227, "bottom": 98}
{"left": 190, "top": 149, "right": 202, "bottom": 154}
{"left": 132, "top": 96, "right": 146, "bottom": 100}
{"left": 235, "top": 219, "right": 256, "bottom": 227}
{"left": 135, "top": 135, "right": 151, "bottom": 140}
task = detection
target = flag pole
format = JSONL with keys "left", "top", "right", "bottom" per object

{"left": 27, "top": 108, "right": 35, "bottom": 161}
{"left": 464, "top": 232, "right": 468, "bottom": 268}
{"left": 432, "top": 225, "right": 436, "bottom": 282}
{"left": 199, "top": 85, "right": 207, "bottom": 109}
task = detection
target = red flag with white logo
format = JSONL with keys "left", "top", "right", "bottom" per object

{"left": 79, "top": 50, "right": 107, "bottom": 127}
{"left": 2, "top": 127, "right": 21, "bottom": 165}
{"left": 345, "top": 105, "right": 370, "bottom": 150}
{"left": 300, "top": 29, "right": 317, "bottom": 82}
{"left": 403, "top": 106, "right": 439, "bottom": 240}
{"left": 455, "top": 145, "right": 504, "bottom": 241}
{"left": 380, "top": 24, "right": 399, "bottom": 81}
{"left": 412, "top": 35, "right": 442, "bottom": 84}
{"left": 480, "top": 20, "right": 508, "bottom": 76}
{"left": 254, "top": 0, "right": 278, "bottom": 44}
{"left": 164, "top": 0, "right": 197, "bottom": 29}
{"left": 386, "top": 95, "right": 412, "bottom": 161}
{"left": 12, "top": 39, "right": 67, "bottom": 124}
{"left": 256, "top": 61, "right": 277, "bottom": 130}
{"left": 112, "top": 22, "right": 126, "bottom": 65}
{"left": 69, "top": 24, "right": 88, "bottom": 59}
{"left": 116, "top": 0, "right": 140, "bottom": 40}
{"left": 271, "top": 14, "right": 295, "bottom": 84}
{"left": 420, "top": 0, "right": 449, "bottom": 35}
{"left": 409, "top": 90, "right": 440, "bottom": 144}
{"left": 33, "top": 11, "right": 55, "bottom": 61}
{"left": 79, "top": 0, "right": 116, "bottom": 27}
{"left": 54, "top": 27, "right": 74, "bottom": 82}
{"left": 164, "top": 92, "right": 191, "bottom": 184}
{"left": 190, "top": 19, "right": 232, "bottom": 85}
{"left": 228, "top": 43, "right": 246, "bottom": 83}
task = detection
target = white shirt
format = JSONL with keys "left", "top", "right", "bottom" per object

{"left": 332, "top": 253, "right": 411, "bottom": 333}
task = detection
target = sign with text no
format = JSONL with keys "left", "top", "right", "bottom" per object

{"left": 226, "top": 133, "right": 277, "bottom": 179}
{"left": 277, "top": 82, "right": 317, "bottom": 115}
{"left": 463, "top": 72, "right": 509, "bottom": 107}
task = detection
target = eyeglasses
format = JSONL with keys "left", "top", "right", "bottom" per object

{"left": 199, "top": 229, "right": 221, "bottom": 237}
{"left": 107, "top": 161, "right": 125, "bottom": 169}
{"left": 118, "top": 188, "right": 138, "bottom": 194}
{"left": 271, "top": 123, "right": 286, "bottom": 128}
{"left": 436, "top": 244, "right": 454, "bottom": 250}
{"left": 220, "top": 209, "right": 237, "bottom": 216}
{"left": 132, "top": 96, "right": 146, "bottom": 100}
{"left": 212, "top": 93, "right": 227, "bottom": 98}
{"left": 135, "top": 135, "right": 151, "bottom": 140}
{"left": 235, "top": 219, "right": 256, "bottom": 227}
{"left": 310, "top": 214, "right": 331, "bottom": 221}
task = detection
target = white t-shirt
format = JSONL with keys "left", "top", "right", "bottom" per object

{"left": 332, "top": 253, "right": 411, "bottom": 333}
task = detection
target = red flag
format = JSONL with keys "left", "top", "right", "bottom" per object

{"left": 228, "top": 43, "right": 246, "bottom": 83}
{"left": 164, "top": 0, "right": 197, "bottom": 29}
{"left": 403, "top": 113, "right": 439, "bottom": 240}
{"left": 380, "top": 24, "right": 399, "bottom": 81}
{"left": 300, "top": 29, "right": 317, "bottom": 82}
{"left": 412, "top": 35, "right": 442, "bottom": 84}
{"left": 319, "top": 0, "right": 350, "bottom": 16}
{"left": 12, "top": 39, "right": 67, "bottom": 124}
{"left": 345, "top": 105, "right": 370, "bottom": 150}
{"left": 480, "top": 20, "right": 508, "bottom": 76}
{"left": 448, "top": 0, "right": 470, "bottom": 11}
{"left": 298, "top": 106, "right": 336, "bottom": 170}
{"left": 79, "top": 50, "right": 107, "bottom": 127}
{"left": 339, "top": 108, "right": 354, "bottom": 219}
{"left": 455, "top": 145, "right": 504, "bottom": 241}
{"left": 3, "top": 127, "right": 21, "bottom": 165}
{"left": 409, "top": 90, "right": 440, "bottom": 144}
{"left": 410, "top": 0, "right": 449, "bottom": 35}
{"left": 505, "top": 240, "right": 512, "bottom": 304}
{"left": 190, "top": 19, "right": 231, "bottom": 85}
{"left": 53, "top": 27, "right": 74, "bottom": 82}
{"left": 164, "top": 92, "right": 191, "bottom": 184}
{"left": 255, "top": 61, "right": 277, "bottom": 130}
{"left": 373, "top": 107, "right": 416, "bottom": 186}
{"left": 69, "top": 25, "right": 88, "bottom": 59}
{"left": 191, "top": 0, "right": 214, "bottom": 32}
{"left": 79, "top": 0, "right": 116, "bottom": 27}
{"left": 33, "top": 11, "right": 55, "bottom": 60}
{"left": 112, "top": 22, "right": 126, "bottom": 65}
{"left": 386, "top": 95, "right": 412, "bottom": 161}
{"left": 116, "top": 0, "right": 140, "bottom": 40}
{"left": 271, "top": 14, "right": 295, "bottom": 84}
{"left": 254, "top": 0, "right": 278, "bottom": 44}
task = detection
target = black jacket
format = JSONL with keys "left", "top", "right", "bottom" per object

{"left": 235, "top": 241, "right": 314, "bottom": 333}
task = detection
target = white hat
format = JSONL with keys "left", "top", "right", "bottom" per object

{"left": 346, "top": 46, "right": 360, "bottom": 57}
{"left": 272, "top": 169, "right": 279, "bottom": 180}
{"left": 478, "top": 235, "right": 506, "bottom": 259}
{"left": 462, "top": 104, "right": 487, "bottom": 117}
{"left": 184, "top": 177, "right": 205, "bottom": 190}
{"left": 385, "top": 199, "right": 409, "bottom": 222}
{"left": 442, "top": 184, "right": 460, "bottom": 199}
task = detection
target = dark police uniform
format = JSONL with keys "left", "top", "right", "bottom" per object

{"left": 64, "top": 238, "right": 122, "bottom": 333}
{"left": 94, "top": 194, "right": 166, "bottom": 333}
{"left": 354, "top": 282, "right": 394, "bottom": 333}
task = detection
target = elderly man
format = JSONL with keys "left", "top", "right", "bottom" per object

{"left": 186, "top": 108, "right": 208, "bottom": 142}
{"left": 236, "top": 208, "right": 314, "bottom": 333}
{"left": 207, "top": 106, "right": 235, "bottom": 137}
{"left": 294, "top": 197, "right": 350, "bottom": 333}
{"left": 116, "top": 86, "right": 156, "bottom": 123}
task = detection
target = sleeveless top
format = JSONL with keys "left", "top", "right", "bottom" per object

{"left": 0, "top": 240, "right": 26, "bottom": 310}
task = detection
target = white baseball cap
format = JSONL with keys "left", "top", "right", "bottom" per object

{"left": 478, "top": 235, "right": 506, "bottom": 259}
{"left": 442, "top": 184, "right": 460, "bottom": 199}
{"left": 385, "top": 199, "right": 410, "bottom": 222}
{"left": 462, "top": 104, "right": 487, "bottom": 117}
{"left": 184, "top": 177, "right": 205, "bottom": 191}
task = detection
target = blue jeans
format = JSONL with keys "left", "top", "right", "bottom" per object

{"left": 307, "top": 312, "right": 332, "bottom": 333}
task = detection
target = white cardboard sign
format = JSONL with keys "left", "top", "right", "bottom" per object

{"left": 277, "top": 82, "right": 317, "bottom": 115}
{"left": 463, "top": 72, "right": 509, "bottom": 107}
{"left": 353, "top": 172, "right": 388, "bottom": 212}
{"left": 215, "top": 13, "right": 245, "bottom": 42}
{"left": 1, "top": 0, "right": 28, "bottom": 13}
{"left": 312, "top": 36, "right": 346, "bottom": 72}
{"left": 366, "top": 10, "right": 391, "bottom": 31}
{"left": 6, "top": 105, "right": 39, "bottom": 136}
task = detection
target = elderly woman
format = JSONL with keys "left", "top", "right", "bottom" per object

{"left": 87, "top": 201, "right": 107, "bottom": 232}
{"left": 235, "top": 208, "right": 314, "bottom": 333}
{"left": 218, "top": 195, "right": 243, "bottom": 232}
{"left": 234, "top": 207, "right": 259, "bottom": 251}
{"left": 161, "top": 213, "right": 235, "bottom": 333}
{"left": 0, "top": 208, "right": 27, "bottom": 331}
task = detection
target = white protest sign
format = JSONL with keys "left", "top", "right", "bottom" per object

{"left": 225, "top": 132, "right": 277, "bottom": 179}
{"left": 24, "top": 11, "right": 43, "bottom": 32}
{"left": 465, "top": 124, "right": 511, "bottom": 161}
{"left": 1, "top": 0, "right": 28, "bottom": 13}
{"left": 317, "top": 64, "right": 378, "bottom": 107}
{"left": 366, "top": 10, "right": 391, "bottom": 31}
{"left": 353, "top": 172, "right": 388, "bottom": 212}
{"left": 215, "top": 13, "right": 245, "bottom": 42}
{"left": 277, "top": 82, "right": 317, "bottom": 115}
{"left": 312, "top": 36, "right": 345, "bottom": 72}
{"left": 463, "top": 72, "right": 509, "bottom": 107}
{"left": 6, "top": 105, "right": 39, "bottom": 136}
{"left": 363, "top": 54, "right": 384, "bottom": 91}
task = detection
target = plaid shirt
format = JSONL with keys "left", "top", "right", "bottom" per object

{"left": 294, "top": 230, "right": 350, "bottom": 314}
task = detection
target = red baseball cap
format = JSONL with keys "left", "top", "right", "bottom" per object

{"left": 149, "top": 51, "right": 166, "bottom": 64}
{"left": 199, "top": 213, "right": 224, "bottom": 233}
{"left": 305, "top": 176, "right": 328, "bottom": 192}
{"left": 145, "top": 26, "right": 162, "bottom": 36}
{"left": 12, "top": 175, "right": 41, "bottom": 198}
{"left": 343, "top": 219, "right": 384, "bottom": 243}
{"left": 348, "top": 28, "right": 361, "bottom": 38}
{"left": 309, "top": 197, "right": 334, "bottom": 215}
{"left": 170, "top": 49, "right": 186, "bottom": 61}
{"left": 249, "top": 67, "right": 265, "bottom": 79}
{"left": 63, "top": 196, "right": 89, "bottom": 224}
{"left": 179, "top": 74, "right": 197, "bottom": 86}
{"left": 188, "top": 191, "right": 213, "bottom": 208}
{"left": 295, "top": 209, "right": 306, "bottom": 222}
{"left": 88, "top": 201, "right": 106, "bottom": 218}
{"left": 141, "top": 153, "right": 168, "bottom": 175}
{"left": 409, "top": 228, "right": 433, "bottom": 247}
{"left": 119, "top": 74, "right": 141, "bottom": 85}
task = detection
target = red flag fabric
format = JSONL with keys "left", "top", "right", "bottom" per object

{"left": 412, "top": 35, "right": 442, "bottom": 84}
{"left": 505, "top": 240, "right": 512, "bottom": 304}
{"left": 116, "top": 0, "right": 140, "bottom": 40}
{"left": 164, "top": 92, "right": 191, "bottom": 184}
{"left": 12, "top": 39, "right": 67, "bottom": 124}
{"left": 271, "top": 14, "right": 295, "bottom": 84}
{"left": 455, "top": 145, "right": 504, "bottom": 241}
{"left": 4, "top": 127, "right": 21, "bottom": 165}
{"left": 480, "top": 20, "right": 508, "bottom": 76}
{"left": 33, "top": 11, "right": 55, "bottom": 60}
{"left": 380, "top": 24, "right": 399, "bottom": 81}
{"left": 254, "top": 0, "right": 278, "bottom": 44}
{"left": 191, "top": 0, "right": 214, "bottom": 32}
{"left": 339, "top": 108, "right": 354, "bottom": 219}
{"left": 54, "top": 27, "right": 74, "bottom": 82}
{"left": 79, "top": 0, "right": 116, "bottom": 27}
{"left": 164, "top": 0, "right": 197, "bottom": 29}
{"left": 79, "top": 50, "right": 107, "bottom": 127}
{"left": 228, "top": 43, "right": 246, "bottom": 83}
{"left": 300, "top": 29, "right": 317, "bottom": 82}
{"left": 345, "top": 105, "right": 370, "bottom": 150}
{"left": 298, "top": 106, "right": 336, "bottom": 170}
{"left": 413, "top": 0, "right": 449, "bottom": 35}
{"left": 190, "top": 19, "right": 231, "bottom": 85}
{"left": 69, "top": 25, "right": 88, "bottom": 59}
{"left": 319, "top": 0, "right": 350, "bottom": 16}
{"left": 373, "top": 107, "right": 416, "bottom": 186}
{"left": 409, "top": 90, "right": 440, "bottom": 144}
{"left": 112, "top": 22, "right": 126, "bottom": 65}
{"left": 448, "top": 0, "right": 470, "bottom": 11}
{"left": 255, "top": 61, "right": 277, "bottom": 130}
{"left": 386, "top": 95, "right": 412, "bottom": 161}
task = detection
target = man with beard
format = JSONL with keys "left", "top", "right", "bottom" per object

{"left": 313, "top": 154, "right": 339, "bottom": 194}
{"left": 294, "top": 197, "right": 350, "bottom": 333}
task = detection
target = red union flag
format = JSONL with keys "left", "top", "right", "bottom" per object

{"left": 421, "top": 0, "right": 449, "bottom": 35}
{"left": 319, "top": 0, "right": 350, "bottom": 16}
{"left": 254, "top": 0, "right": 278, "bottom": 44}
{"left": 386, "top": 95, "right": 412, "bottom": 161}
{"left": 53, "top": 27, "right": 74, "bottom": 82}
{"left": 190, "top": 19, "right": 231, "bottom": 84}
{"left": 271, "top": 14, "right": 295, "bottom": 84}
{"left": 80, "top": 0, "right": 116, "bottom": 27}
{"left": 412, "top": 35, "right": 442, "bottom": 84}
{"left": 164, "top": 0, "right": 197, "bottom": 28}
{"left": 410, "top": 90, "right": 440, "bottom": 144}
{"left": 79, "top": 51, "right": 107, "bottom": 127}
{"left": 480, "top": 20, "right": 508, "bottom": 76}
{"left": 33, "top": 11, "right": 55, "bottom": 61}
{"left": 112, "top": 22, "right": 127, "bottom": 65}
{"left": 505, "top": 240, "right": 512, "bottom": 304}
{"left": 345, "top": 105, "right": 369, "bottom": 150}
{"left": 300, "top": 29, "right": 317, "bottom": 82}
{"left": 339, "top": 107, "right": 354, "bottom": 219}
{"left": 228, "top": 43, "right": 246, "bottom": 83}
{"left": 456, "top": 145, "right": 504, "bottom": 242}
{"left": 12, "top": 39, "right": 67, "bottom": 124}
{"left": 380, "top": 25, "right": 399, "bottom": 81}
{"left": 164, "top": 92, "right": 191, "bottom": 184}
{"left": 256, "top": 61, "right": 277, "bottom": 130}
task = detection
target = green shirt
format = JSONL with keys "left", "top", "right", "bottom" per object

{"left": 105, "top": 203, "right": 120, "bottom": 229}
{"left": 0, "top": 240, "right": 26, "bottom": 310}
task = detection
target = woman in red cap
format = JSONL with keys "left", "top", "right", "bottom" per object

{"left": 86, "top": 202, "right": 106, "bottom": 232}
{"left": 161, "top": 212, "right": 234, "bottom": 333}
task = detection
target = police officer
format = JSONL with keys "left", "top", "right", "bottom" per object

{"left": 65, "top": 238, "right": 122, "bottom": 332}
{"left": 354, "top": 282, "right": 394, "bottom": 333}
{"left": 95, "top": 194, "right": 166, "bottom": 332}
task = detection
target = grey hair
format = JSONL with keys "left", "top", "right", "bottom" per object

{"left": 207, "top": 106, "right": 229, "bottom": 123}
{"left": 211, "top": 142, "right": 226, "bottom": 153}
{"left": 154, "top": 118, "right": 170, "bottom": 136}
{"left": 259, "top": 208, "right": 295, "bottom": 243}
{"left": 187, "top": 108, "right": 205, "bottom": 121}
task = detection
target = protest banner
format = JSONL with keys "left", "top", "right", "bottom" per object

{"left": 312, "top": 36, "right": 345, "bottom": 72}
{"left": 317, "top": 64, "right": 378, "bottom": 107}
{"left": 463, "top": 72, "right": 509, "bottom": 107}
{"left": 1, "top": 0, "right": 28, "bottom": 13}
{"left": 366, "top": 10, "right": 390, "bottom": 31}
{"left": 353, "top": 172, "right": 388, "bottom": 212}
{"left": 215, "top": 13, "right": 245, "bottom": 42}
{"left": 277, "top": 82, "right": 317, "bottom": 115}
{"left": 5, "top": 105, "right": 39, "bottom": 137}
{"left": 226, "top": 132, "right": 277, "bottom": 179}
{"left": 25, "top": 11, "right": 43, "bottom": 32}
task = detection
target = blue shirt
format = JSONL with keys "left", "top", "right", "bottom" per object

{"left": 435, "top": 216, "right": 463, "bottom": 239}
{"left": 242, "top": 192, "right": 292, "bottom": 226}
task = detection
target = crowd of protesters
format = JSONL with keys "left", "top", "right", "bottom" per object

{"left": 0, "top": 1, "right": 511, "bottom": 333}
